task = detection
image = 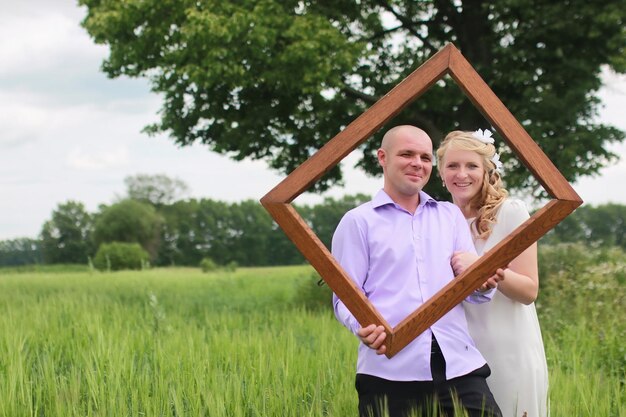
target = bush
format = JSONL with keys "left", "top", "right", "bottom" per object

{"left": 93, "top": 242, "right": 150, "bottom": 271}
{"left": 292, "top": 271, "right": 334, "bottom": 312}
{"left": 224, "top": 261, "right": 238, "bottom": 272}
{"left": 537, "top": 243, "right": 626, "bottom": 380}
{"left": 199, "top": 257, "right": 218, "bottom": 273}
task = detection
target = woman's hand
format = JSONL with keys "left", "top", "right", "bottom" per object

{"left": 451, "top": 251, "right": 479, "bottom": 276}
{"left": 477, "top": 268, "right": 506, "bottom": 292}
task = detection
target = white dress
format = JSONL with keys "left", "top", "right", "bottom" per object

{"left": 464, "top": 199, "right": 549, "bottom": 417}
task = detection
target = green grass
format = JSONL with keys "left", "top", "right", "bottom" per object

{"left": 0, "top": 266, "right": 357, "bottom": 416}
{"left": 545, "top": 325, "right": 625, "bottom": 417}
{"left": 0, "top": 263, "right": 91, "bottom": 274}
{"left": 0, "top": 264, "right": 623, "bottom": 416}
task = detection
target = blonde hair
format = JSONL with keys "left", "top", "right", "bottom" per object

{"left": 436, "top": 130, "right": 508, "bottom": 239}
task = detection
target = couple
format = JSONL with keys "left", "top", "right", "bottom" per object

{"left": 332, "top": 125, "right": 548, "bottom": 417}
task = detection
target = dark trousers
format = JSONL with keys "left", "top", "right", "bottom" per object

{"left": 356, "top": 337, "right": 502, "bottom": 417}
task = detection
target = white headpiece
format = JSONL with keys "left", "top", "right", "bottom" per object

{"left": 472, "top": 129, "right": 495, "bottom": 144}
{"left": 472, "top": 128, "right": 502, "bottom": 173}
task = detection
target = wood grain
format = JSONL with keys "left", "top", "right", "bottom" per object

{"left": 260, "top": 43, "right": 582, "bottom": 358}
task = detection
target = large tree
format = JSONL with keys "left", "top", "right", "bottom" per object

{"left": 124, "top": 173, "right": 190, "bottom": 207}
{"left": 93, "top": 199, "right": 163, "bottom": 261}
{"left": 40, "top": 201, "right": 93, "bottom": 264}
{"left": 80, "top": 0, "right": 625, "bottom": 196}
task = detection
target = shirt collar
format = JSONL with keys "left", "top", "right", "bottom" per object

{"left": 372, "top": 189, "right": 438, "bottom": 210}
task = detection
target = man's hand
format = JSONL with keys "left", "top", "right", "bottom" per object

{"left": 477, "top": 268, "right": 506, "bottom": 292}
{"left": 357, "top": 324, "right": 387, "bottom": 355}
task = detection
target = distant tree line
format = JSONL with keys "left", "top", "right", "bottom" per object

{"left": 541, "top": 203, "right": 626, "bottom": 248}
{"left": 0, "top": 175, "right": 370, "bottom": 268}
{"left": 1, "top": 174, "right": 625, "bottom": 268}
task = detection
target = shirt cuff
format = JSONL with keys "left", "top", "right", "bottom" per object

{"left": 466, "top": 287, "right": 496, "bottom": 304}
{"left": 334, "top": 300, "right": 362, "bottom": 336}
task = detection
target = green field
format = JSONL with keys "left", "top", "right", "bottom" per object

{"left": 0, "top": 262, "right": 624, "bottom": 416}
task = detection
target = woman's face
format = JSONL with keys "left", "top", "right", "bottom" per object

{"left": 441, "top": 148, "right": 485, "bottom": 208}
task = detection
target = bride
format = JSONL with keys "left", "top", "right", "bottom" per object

{"left": 436, "top": 129, "right": 549, "bottom": 417}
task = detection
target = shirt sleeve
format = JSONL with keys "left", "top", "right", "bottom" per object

{"left": 331, "top": 210, "right": 369, "bottom": 336}
{"left": 451, "top": 205, "right": 496, "bottom": 303}
{"left": 466, "top": 287, "right": 495, "bottom": 303}
{"left": 502, "top": 199, "right": 531, "bottom": 232}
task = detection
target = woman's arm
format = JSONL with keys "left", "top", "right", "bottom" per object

{"left": 496, "top": 242, "right": 539, "bottom": 305}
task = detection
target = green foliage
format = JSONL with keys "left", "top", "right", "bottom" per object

{"left": 79, "top": 0, "right": 625, "bottom": 197}
{"left": 21, "top": 194, "right": 626, "bottom": 273}
{"left": 199, "top": 257, "right": 218, "bottom": 272}
{"left": 224, "top": 260, "right": 238, "bottom": 272}
{"left": 40, "top": 201, "right": 93, "bottom": 264}
{"left": 157, "top": 198, "right": 303, "bottom": 267}
{"left": 0, "top": 238, "right": 43, "bottom": 266}
{"left": 93, "top": 242, "right": 150, "bottom": 271}
{"left": 93, "top": 199, "right": 162, "bottom": 261}
{"left": 544, "top": 203, "right": 626, "bottom": 249}
{"left": 5, "top": 193, "right": 373, "bottom": 268}
{"left": 537, "top": 243, "right": 626, "bottom": 381}
{"left": 200, "top": 257, "right": 238, "bottom": 273}
{"left": 292, "top": 271, "right": 334, "bottom": 312}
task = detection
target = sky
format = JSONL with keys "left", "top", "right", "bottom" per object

{"left": 1, "top": 1, "right": 625, "bottom": 240}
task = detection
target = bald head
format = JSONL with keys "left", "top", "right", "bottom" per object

{"left": 381, "top": 125, "right": 432, "bottom": 152}
{"left": 376, "top": 125, "right": 434, "bottom": 211}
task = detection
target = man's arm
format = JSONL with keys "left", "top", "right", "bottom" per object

{"left": 331, "top": 211, "right": 369, "bottom": 335}
{"left": 332, "top": 209, "right": 391, "bottom": 355}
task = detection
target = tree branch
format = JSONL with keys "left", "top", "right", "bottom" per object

{"left": 432, "top": 0, "right": 492, "bottom": 66}
{"left": 408, "top": 111, "right": 444, "bottom": 144}
{"left": 340, "top": 86, "right": 442, "bottom": 142}
{"left": 365, "top": 24, "right": 404, "bottom": 42}
{"left": 341, "top": 85, "right": 379, "bottom": 105}
{"left": 374, "top": 0, "right": 438, "bottom": 55}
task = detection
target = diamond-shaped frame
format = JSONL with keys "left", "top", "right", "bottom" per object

{"left": 260, "top": 43, "right": 582, "bottom": 358}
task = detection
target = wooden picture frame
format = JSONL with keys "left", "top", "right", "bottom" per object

{"left": 260, "top": 43, "right": 582, "bottom": 358}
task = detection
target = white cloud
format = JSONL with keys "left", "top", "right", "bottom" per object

{"left": 66, "top": 146, "right": 130, "bottom": 171}
{"left": 0, "top": 89, "right": 56, "bottom": 148}
{"left": 0, "top": 9, "right": 102, "bottom": 77}
{"left": 596, "top": 69, "right": 626, "bottom": 127}
{"left": 0, "top": 1, "right": 624, "bottom": 240}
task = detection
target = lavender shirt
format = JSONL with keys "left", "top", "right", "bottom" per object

{"left": 332, "top": 190, "right": 493, "bottom": 381}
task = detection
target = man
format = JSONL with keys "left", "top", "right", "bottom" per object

{"left": 332, "top": 125, "right": 502, "bottom": 417}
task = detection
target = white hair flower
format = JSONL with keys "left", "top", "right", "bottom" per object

{"left": 472, "top": 128, "right": 502, "bottom": 172}
{"left": 491, "top": 152, "right": 503, "bottom": 173}
{"left": 472, "top": 129, "right": 495, "bottom": 144}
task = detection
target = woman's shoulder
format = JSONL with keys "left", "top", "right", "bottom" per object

{"left": 497, "top": 198, "right": 530, "bottom": 227}
{"left": 500, "top": 198, "right": 529, "bottom": 213}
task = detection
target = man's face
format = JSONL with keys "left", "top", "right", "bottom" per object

{"left": 378, "top": 129, "right": 433, "bottom": 199}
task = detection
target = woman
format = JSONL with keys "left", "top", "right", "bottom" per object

{"left": 436, "top": 129, "right": 549, "bottom": 417}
